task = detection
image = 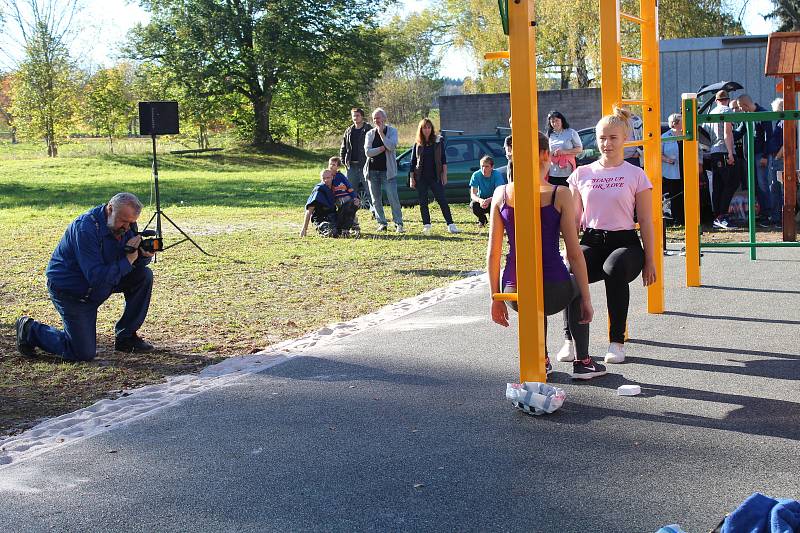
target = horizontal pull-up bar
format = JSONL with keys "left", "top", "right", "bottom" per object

{"left": 621, "top": 56, "right": 645, "bottom": 65}
{"left": 484, "top": 51, "right": 510, "bottom": 60}
{"left": 620, "top": 13, "right": 645, "bottom": 24}
{"left": 492, "top": 292, "right": 518, "bottom": 302}
{"left": 698, "top": 110, "right": 800, "bottom": 123}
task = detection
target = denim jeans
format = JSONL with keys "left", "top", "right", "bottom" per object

{"left": 346, "top": 165, "right": 366, "bottom": 201}
{"left": 769, "top": 157, "right": 784, "bottom": 224}
{"left": 753, "top": 153, "right": 771, "bottom": 218}
{"left": 28, "top": 266, "right": 153, "bottom": 361}
{"left": 416, "top": 178, "right": 453, "bottom": 225}
{"left": 367, "top": 170, "right": 403, "bottom": 226}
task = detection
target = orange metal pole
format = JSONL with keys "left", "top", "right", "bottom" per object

{"left": 507, "top": 0, "right": 546, "bottom": 383}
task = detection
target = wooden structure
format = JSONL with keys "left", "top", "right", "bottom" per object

{"left": 765, "top": 32, "right": 800, "bottom": 242}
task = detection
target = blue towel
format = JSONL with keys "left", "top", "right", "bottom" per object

{"left": 722, "top": 492, "right": 800, "bottom": 533}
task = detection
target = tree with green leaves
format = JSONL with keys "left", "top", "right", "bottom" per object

{"left": 129, "top": 0, "right": 386, "bottom": 147}
{"left": 84, "top": 65, "right": 136, "bottom": 153}
{"left": 2, "top": 0, "right": 81, "bottom": 156}
{"left": 438, "top": 0, "right": 744, "bottom": 92}
{"left": 369, "top": 10, "right": 445, "bottom": 125}
{"left": 765, "top": 0, "right": 800, "bottom": 30}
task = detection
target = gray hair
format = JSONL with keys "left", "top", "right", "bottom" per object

{"left": 371, "top": 107, "right": 387, "bottom": 120}
{"left": 771, "top": 98, "right": 784, "bottom": 112}
{"left": 109, "top": 192, "right": 142, "bottom": 214}
{"left": 668, "top": 113, "right": 682, "bottom": 127}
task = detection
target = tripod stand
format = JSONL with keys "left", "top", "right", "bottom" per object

{"left": 142, "top": 119, "right": 212, "bottom": 256}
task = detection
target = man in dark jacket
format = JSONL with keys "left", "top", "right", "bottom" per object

{"left": 15, "top": 193, "right": 156, "bottom": 361}
{"left": 339, "top": 107, "right": 373, "bottom": 205}
{"left": 734, "top": 94, "right": 774, "bottom": 225}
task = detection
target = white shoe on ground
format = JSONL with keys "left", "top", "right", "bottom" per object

{"left": 555, "top": 340, "right": 576, "bottom": 362}
{"left": 396, "top": 224, "right": 405, "bottom": 233}
{"left": 447, "top": 223, "right": 460, "bottom": 234}
{"left": 604, "top": 342, "right": 626, "bottom": 363}
{"left": 377, "top": 223, "right": 388, "bottom": 231}
{"left": 422, "top": 224, "right": 432, "bottom": 235}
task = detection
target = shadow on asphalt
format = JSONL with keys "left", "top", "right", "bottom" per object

{"left": 700, "top": 284, "right": 800, "bottom": 295}
{"left": 543, "top": 371, "right": 800, "bottom": 441}
{"left": 664, "top": 310, "right": 800, "bottom": 326}
{"left": 627, "top": 339, "right": 800, "bottom": 360}
{"left": 259, "top": 356, "right": 446, "bottom": 386}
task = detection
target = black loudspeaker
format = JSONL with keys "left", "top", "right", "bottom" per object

{"left": 139, "top": 101, "right": 180, "bottom": 135}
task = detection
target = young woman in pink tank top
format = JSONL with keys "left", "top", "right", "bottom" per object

{"left": 487, "top": 132, "right": 604, "bottom": 380}
{"left": 559, "top": 106, "right": 657, "bottom": 365}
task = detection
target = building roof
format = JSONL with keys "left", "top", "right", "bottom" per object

{"left": 766, "top": 32, "right": 800, "bottom": 76}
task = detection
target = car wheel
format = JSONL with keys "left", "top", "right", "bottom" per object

{"left": 358, "top": 189, "right": 372, "bottom": 211}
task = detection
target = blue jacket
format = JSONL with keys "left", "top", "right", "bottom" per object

{"left": 733, "top": 103, "right": 773, "bottom": 155}
{"left": 46, "top": 204, "right": 150, "bottom": 304}
{"left": 305, "top": 183, "right": 336, "bottom": 211}
{"left": 766, "top": 121, "right": 784, "bottom": 157}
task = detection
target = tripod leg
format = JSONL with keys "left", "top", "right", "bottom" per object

{"left": 159, "top": 210, "right": 213, "bottom": 256}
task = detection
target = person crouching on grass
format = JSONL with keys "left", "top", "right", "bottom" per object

{"left": 15, "top": 192, "right": 156, "bottom": 361}
{"left": 328, "top": 156, "right": 361, "bottom": 230}
{"left": 300, "top": 169, "right": 357, "bottom": 237}
{"left": 470, "top": 155, "right": 506, "bottom": 227}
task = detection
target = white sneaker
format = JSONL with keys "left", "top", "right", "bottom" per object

{"left": 396, "top": 224, "right": 405, "bottom": 233}
{"left": 604, "top": 342, "right": 626, "bottom": 364}
{"left": 447, "top": 223, "right": 459, "bottom": 234}
{"left": 422, "top": 224, "right": 432, "bottom": 235}
{"left": 556, "top": 340, "right": 576, "bottom": 362}
{"left": 377, "top": 223, "right": 388, "bottom": 231}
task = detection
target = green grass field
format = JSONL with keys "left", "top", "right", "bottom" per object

{"left": 0, "top": 139, "right": 490, "bottom": 435}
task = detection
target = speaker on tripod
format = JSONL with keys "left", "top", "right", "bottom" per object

{"left": 139, "top": 101, "right": 211, "bottom": 256}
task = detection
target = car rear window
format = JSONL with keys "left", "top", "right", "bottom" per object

{"left": 444, "top": 140, "right": 480, "bottom": 163}
{"left": 483, "top": 139, "right": 506, "bottom": 157}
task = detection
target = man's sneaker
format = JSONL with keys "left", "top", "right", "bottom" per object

{"left": 604, "top": 342, "right": 626, "bottom": 363}
{"left": 15, "top": 316, "right": 35, "bottom": 357}
{"left": 447, "top": 223, "right": 460, "bottom": 234}
{"left": 422, "top": 224, "right": 432, "bottom": 235}
{"left": 712, "top": 217, "right": 729, "bottom": 229}
{"left": 395, "top": 224, "right": 405, "bottom": 234}
{"left": 545, "top": 355, "right": 553, "bottom": 375}
{"left": 377, "top": 223, "right": 388, "bottom": 231}
{"left": 478, "top": 220, "right": 487, "bottom": 228}
{"left": 571, "top": 358, "right": 607, "bottom": 380}
{"left": 115, "top": 333, "right": 154, "bottom": 353}
{"left": 555, "top": 340, "right": 576, "bottom": 362}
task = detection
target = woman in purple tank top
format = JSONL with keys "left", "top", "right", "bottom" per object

{"left": 487, "top": 132, "right": 606, "bottom": 380}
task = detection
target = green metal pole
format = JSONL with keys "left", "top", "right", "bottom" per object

{"left": 745, "top": 121, "right": 757, "bottom": 260}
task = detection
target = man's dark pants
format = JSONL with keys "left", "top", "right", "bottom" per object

{"left": 27, "top": 267, "right": 153, "bottom": 361}
{"left": 710, "top": 152, "right": 739, "bottom": 219}
{"left": 471, "top": 201, "right": 491, "bottom": 224}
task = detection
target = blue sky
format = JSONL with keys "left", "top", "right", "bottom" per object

{"left": 53, "top": 0, "right": 782, "bottom": 78}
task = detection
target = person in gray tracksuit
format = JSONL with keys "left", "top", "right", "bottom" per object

{"left": 364, "top": 107, "right": 404, "bottom": 232}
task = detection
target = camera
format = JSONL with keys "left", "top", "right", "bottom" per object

{"left": 124, "top": 223, "right": 163, "bottom": 254}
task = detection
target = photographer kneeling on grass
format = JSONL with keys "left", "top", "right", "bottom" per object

{"left": 15, "top": 192, "right": 156, "bottom": 361}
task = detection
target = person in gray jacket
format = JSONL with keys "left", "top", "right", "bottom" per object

{"left": 364, "top": 107, "right": 404, "bottom": 232}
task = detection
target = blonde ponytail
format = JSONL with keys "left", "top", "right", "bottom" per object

{"left": 597, "top": 105, "right": 632, "bottom": 136}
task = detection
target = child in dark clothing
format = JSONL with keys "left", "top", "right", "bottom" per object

{"left": 300, "top": 169, "right": 359, "bottom": 237}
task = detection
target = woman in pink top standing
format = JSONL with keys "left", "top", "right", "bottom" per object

{"left": 556, "top": 106, "right": 657, "bottom": 365}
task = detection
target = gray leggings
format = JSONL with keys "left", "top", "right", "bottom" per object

{"left": 503, "top": 275, "right": 589, "bottom": 358}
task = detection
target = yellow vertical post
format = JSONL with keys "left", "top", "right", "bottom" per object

{"left": 507, "top": 0, "right": 546, "bottom": 383}
{"left": 599, "top": 0, "right": 622, "bottom": 115}
{"left": 681, "top": 94, "right": 701, "bottom": 286}
{"left": 641, "top": 0, "right": 663, "bottom": 313}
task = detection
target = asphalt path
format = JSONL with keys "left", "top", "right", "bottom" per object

{"left": 2, "top": 246, "right": 799, "bottom": 532}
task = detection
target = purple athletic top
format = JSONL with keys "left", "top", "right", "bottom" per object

{"left": 500, "top": 185, "right": 570, "bottom": 289}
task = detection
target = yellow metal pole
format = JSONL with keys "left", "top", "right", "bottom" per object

{"left": 599, "top": 0, "right": 622, "bottom": 115}
{"left": 641, "top": 0, "right": 663, "bottom": 313}
{"left": 681, "top": 94, "right": 701, "bottom": 286}
{"left": 507, "top": 0, "right": 546, "bottom": 383}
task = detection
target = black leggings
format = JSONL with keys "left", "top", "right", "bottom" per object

{"left": 504, "top": 275, "right": 589, "bottom": 359}
{"left": 564, "top": 229, "right": 644, "bottom": 344}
